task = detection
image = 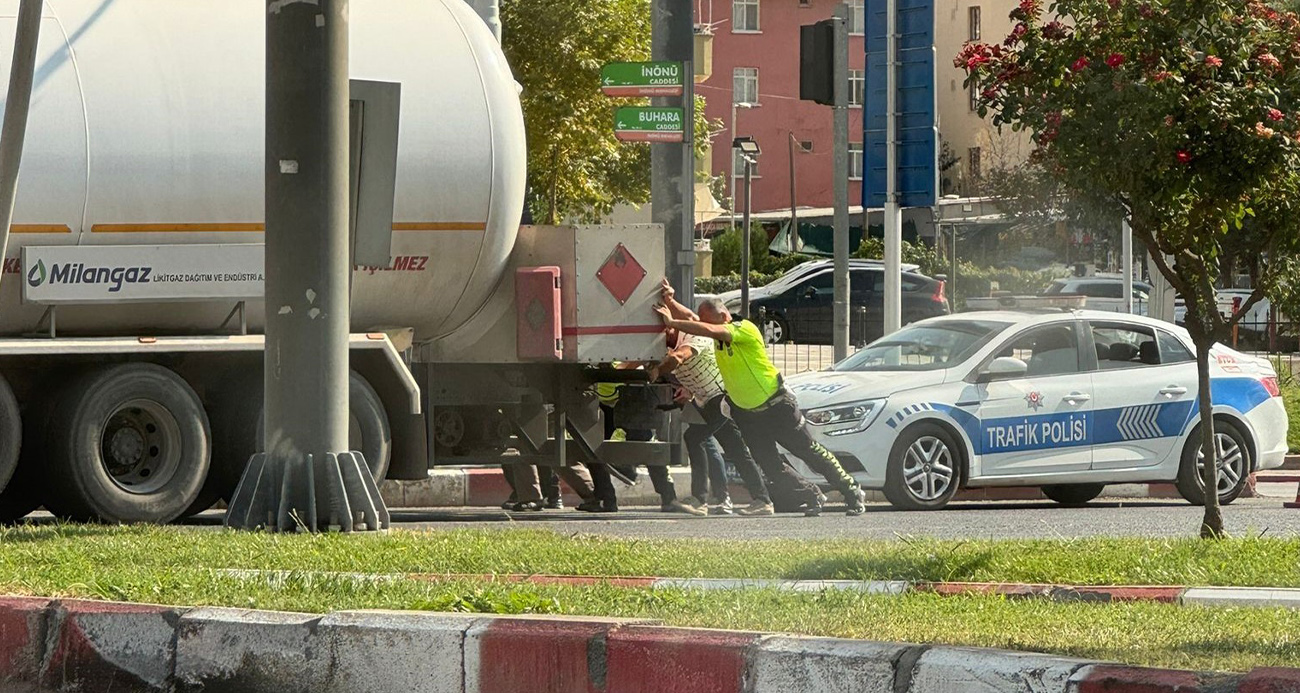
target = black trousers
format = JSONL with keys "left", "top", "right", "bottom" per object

{"left": 684, "top": 395, "right": 772, "bottom": 504}
{"left": 590, "top": 404, "right": 676, "bottom": 505}
{"left": 730, "top": 391, "right": 859, "bottom": 500}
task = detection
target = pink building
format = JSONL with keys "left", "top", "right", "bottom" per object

{"left": 697, "top": 0, "right": 866, "bottom": 215}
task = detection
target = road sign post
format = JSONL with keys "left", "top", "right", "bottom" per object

{"left": 614, "top": 107, "right": 685, "bottom": 143}
{"left": 601, "top": 61, "right": 685, "bottom": 97}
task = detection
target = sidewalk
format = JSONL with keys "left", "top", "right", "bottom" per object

{"left": 4, "top": 596, "right": 1299, "bottom": 692}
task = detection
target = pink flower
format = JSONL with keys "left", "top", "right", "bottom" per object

{"left": 1042, "top": 21, "right": 1068, "bottom": 40}
{"left": 1019, "top": 0, "right": 1039, "bottom": 14}
{"left": 1258, "top": 52, "right": 1282, "bottom": 70}
{"left": 1106, "top": 53, "right": 1126, "bottom": 68}
{"left": 1071, "top": 56, "right": 1091, "bottom": 72}
{"left": 1176, "top": 150, "right": 1193, "bottom": 164}
{"left": 966, "top": 55, "right": 990, "bottom": 70}
{"left": 1205, "top": 55, "right": 1223, "bottom": 67}
{"left": 1152, "top": 70, "right": 1173, "bottom": 82}
{"left": 1139, "top": 3, "right": 1154, "bottom": 18}
{"left": 1108, "top": 0, "right": 1121, "bottom": 8}
{"left": 1268, "top": 107, "right": 1285, "bottom": 122}
{"left": 1256, "top": 122, "right": 1277, "bottom": 138}
{"left": 1164, "top": 115, "right": 1175, "bottom": 126}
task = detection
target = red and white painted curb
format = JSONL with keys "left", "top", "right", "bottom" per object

{"left": 214, "top": 569, "right": 1300, "bottom": 610}
{"left": 0, "top": 596, "right": 1296, "bottom": 692}
{"left": 379, "top": 467, "right": 1300, "bottom": 509}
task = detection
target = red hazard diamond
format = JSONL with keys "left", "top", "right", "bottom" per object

{"left": 595, "top": 243, "right": 647, "bottom": 305}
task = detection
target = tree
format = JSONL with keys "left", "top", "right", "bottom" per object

{"left": 501, "top": 0, "right": 714, "bottom": 224}
{"left": 961, "top": 0, "right": 1300, "bottom": 537}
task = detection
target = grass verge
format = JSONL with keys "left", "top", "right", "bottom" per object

{"left": 2, "top": 525, "right": 1299, "bottom": 671}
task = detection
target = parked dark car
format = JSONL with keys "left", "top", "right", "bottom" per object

{"left": 749, "top": 266, "right": 949, "bottom": 344}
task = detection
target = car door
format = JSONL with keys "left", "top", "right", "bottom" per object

{"left": 974, "top": 321, "right": 1094, "bottom": 478}
{"left": 791, "top": 270, "right": 834, "bottom": 344}
{"left": 1087, "top": 321, "right": 1196, "bottom": 471}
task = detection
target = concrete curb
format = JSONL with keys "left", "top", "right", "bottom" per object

{"left": 210, "top": 568, "right": 1300, "bottom": 610}
{"left": 0, "top": 596, "right": 1296, "bottom": 692}
{"left": 381, "top": 467, "right": 1298, "bottom": 508}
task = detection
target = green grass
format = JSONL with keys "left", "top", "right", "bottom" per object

{"left": 3, "top": 525, "right": 1300, "bottom": 671}
{"left": 1282, "top": 381, "right": 1300, "bottom": 452}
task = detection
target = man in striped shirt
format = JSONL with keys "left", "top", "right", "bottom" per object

{"left": 652, "top": 328, "right": 778, "bottom": 516}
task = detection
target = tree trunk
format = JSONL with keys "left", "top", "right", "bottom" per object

{"left": 1193, "top": 337, "right": 1226, "bottom": 538}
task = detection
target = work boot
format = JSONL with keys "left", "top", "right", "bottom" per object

{"left": 500, "top": 493, "right": 518, "bottom": 510}
{"left": 845, "top": 488, "right": 867, "bottom": 517}
{"left": 545, "top": 495, "right": 564, "bottom": 510}
{"left": 737, "top": 499, "right": 774, "bottom": 516}
{"left": 802, "top": 494, "right": 824, "bottom": 517}
{"left": 578, "top": 497, "right": 618, "bottom": 513}
{"left": 709, "top": 496, "right": 734, "bottom": 516}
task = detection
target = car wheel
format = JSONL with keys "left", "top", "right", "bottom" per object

{"left": 883, "top": 422, "right": 961, "bottom": 510}
{"left": 1041, "top": 483, "right": 1105, "bottom": 506}
{"left": 765, "top": 314, "right": 791, "bottom": 344}
{"left": 1175, "top": 420, "right": 1250, "bottom": 506}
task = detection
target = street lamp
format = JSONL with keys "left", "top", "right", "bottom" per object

{"left": 729, "top": 101, "right": 755, "bottom": 232}
{"left": 733, "top": 136, "right": 761, "bottom": 317}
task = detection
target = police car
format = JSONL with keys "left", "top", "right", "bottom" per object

{"left": 784, "top": 310, "right": 1288, "bottom": 510}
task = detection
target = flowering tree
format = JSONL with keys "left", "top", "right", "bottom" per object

{"left": 960, "top": 0, "right": 1300, "bottom": 537}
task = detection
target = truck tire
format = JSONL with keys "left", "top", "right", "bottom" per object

{"left": 43, "top": 364, "right": 211, "bottom": 524}
{"left": 209, "top": 371, "right": 390, "bottom": 504}
{"left": 0, "top": 374, "right": 21, "bottom": 496}
{"left": 0, "top": 374, "right": 35, "bottom": 523}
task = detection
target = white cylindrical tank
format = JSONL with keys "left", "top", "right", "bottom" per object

{"left": 0, "top": 0, "right": 526, "bottom": 340}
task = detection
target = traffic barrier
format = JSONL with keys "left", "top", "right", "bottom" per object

{"left": 0, "top": 595, "right": 1296, "bottom": 691}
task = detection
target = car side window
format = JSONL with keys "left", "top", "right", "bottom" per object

{"left": 1156, "top": 330, "right": 1195, "bottom": 364}
{"left": 1090, "top": 323, "right": 1159, "bottom": 368}
{"left": 1084, "top": 282, "right": 1123, "bottom": 299}
{"left": 800, "top": 272, "right": 833, "bottom": 296}
{"left": 995, "top": 323, "right": 1081, "bottom": 377}
{"left": 850, "top": 269, "right": 882, "bottom": 293}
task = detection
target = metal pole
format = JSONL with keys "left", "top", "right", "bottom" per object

{"left": 652, "top": 0, "right": 695, "bottom": 303}
{"left": 832, "top": 3, "right": 851, "bottom": 361}
{"left": 228, "top": 0, "right": 387, "bottom": 532}
{"left": 1122, "top": 217, "right": 1134, "bottom": 314}
{"left": 788, "top": 132, "right": 799, "bottom": 254}
{"left": 730, "top": 102, "right": 738, "bottom": 233}
{"left": 0, "top": 0, "right": 42, "bottom": 288}
{"left": 883, "top": 0, "right": 903, "bottom": 334}
{"left": 741, "top": 156, "right": 752, "bottom": 316}
{"left": 464, "top": 0, "right": 502, "bottom": 41}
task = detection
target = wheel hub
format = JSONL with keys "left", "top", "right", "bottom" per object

{"left": 99, "top": 401, "right": 183, "bottom": 495}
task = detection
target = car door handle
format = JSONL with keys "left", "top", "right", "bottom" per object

{"left": 1159, "top": 386, "right": 1188, "bottom": 397}
{"left": 1063, "top": 392, "right": 1091, "bottom": 404}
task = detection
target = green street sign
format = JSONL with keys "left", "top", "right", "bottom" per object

{"left": 601, "top": 61, "right": 684, "bottom": 97}
{"left": 614, "top": 107, "right": 684, "bottom": 143}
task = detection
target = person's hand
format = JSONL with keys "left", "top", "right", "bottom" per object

{"left": 660, "top": 278, "right": 675, "bottom": 302}
{"left": 652, "top": 303, "right": 673, "bottom": 324}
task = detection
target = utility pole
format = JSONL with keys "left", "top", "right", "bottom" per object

{"left": 227, "top": 0, "right": 387, "bottom": 533}
{"left": 742, "top": 157, "right": 753, "bottom": 314}
{"left": 883, "top": 0, "right": 903, "bottom": 334}
{"left": 832, "top": 3, "right": 851, "bottom": 361}
{"left": 652, "top": 0, "right": 696, "bottom": 307}
{"left": 0, "top": 0, "right": 41, "bottom": 293}
{"left": 788, "top": 132, "right": 799, "bottom": 254}
{"left": 1122, "top": 217, "right": 1134, "bottom": 314}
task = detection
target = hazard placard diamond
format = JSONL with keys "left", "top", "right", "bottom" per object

{"left": 595, "top": 243, "right": 647, "bottom": 305}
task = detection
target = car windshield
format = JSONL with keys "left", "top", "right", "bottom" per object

{"left": 833, "top": 320, "right": 1010, "bottom": 372}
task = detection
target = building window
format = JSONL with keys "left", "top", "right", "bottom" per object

{"left": 733, "top": 0, "right": 760, "bottom": 31}
{"left": 849, "top": 0, "right": 865, "bottom": 34}
{"left": 969, "top": 6, "right": 981, "bottom": 41}
{"left": 969, "top": 81, "right": 978, "bottom": 111}
{"left": 849, "top": 142, "right": 864, "bottom": 180}
{"left": 849, "top": 69, "right": 865, "bottom": 107}
{"left": 799, "top": 0, "right": 811, "bottom": 6}
{"left": 968, "top": 146, "right": 982, "bottom": 180}
{"left": 733, "top": 67, "right": 759, "bottom": 105}
{"left": 733, "top": 149, "right": 761, "bottom": 178}
{"left": 799, "top": 140, "right": 814, "bottom": 152}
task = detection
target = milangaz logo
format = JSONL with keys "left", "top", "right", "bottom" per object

{"left": 34, "top": 261, "right": 153, "bottom": 292}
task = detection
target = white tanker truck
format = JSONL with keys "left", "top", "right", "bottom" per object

{"left": 0, "top": 0, "right": 671, "bottom": 523}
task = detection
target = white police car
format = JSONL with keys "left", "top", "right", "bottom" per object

{"left": 785, "top": 310, "right": 1288, "bottom": 510}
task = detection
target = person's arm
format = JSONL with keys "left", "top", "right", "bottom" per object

{"left": 653, "top": 305, "right": 733, "bottom": 342}
{"left": 651, "top": 343, "right": 697, "bottom": 381}
{"left": 659, "top": 278, "right": 699, "bottom": 321}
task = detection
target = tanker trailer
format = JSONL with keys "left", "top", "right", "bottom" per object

{"left": 0, "top": 0, "right": 672, "bottom": 524}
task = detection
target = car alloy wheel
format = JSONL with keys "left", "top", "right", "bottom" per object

{"left": 1195, "top": 431, "right": 1246, "bottom": 496}
{"left": 901, "top": 435, "right": 955, "bottom": 502}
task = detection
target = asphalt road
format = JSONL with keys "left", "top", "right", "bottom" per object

{"left": 363, "top": 497, "right": 1300, "bottom": 541}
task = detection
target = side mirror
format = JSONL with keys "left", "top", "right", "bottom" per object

{"left": 977, "top": 356, "right": 1028, "bottom": 383}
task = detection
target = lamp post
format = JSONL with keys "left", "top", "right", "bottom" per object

{"left": 729, "top": 101, "right": 754, "bottom": 231}
{"left": 733, "top": 136, "right": 761, "bottom": 317}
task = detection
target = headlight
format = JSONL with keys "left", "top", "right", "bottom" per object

{"left": 804, "top": 399, "right": 886, "bottom": 437}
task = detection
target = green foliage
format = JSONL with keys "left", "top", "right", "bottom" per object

{"left": 695, "top": 272, "right": 780, "bottom": 295}
{"left": 854, "top": 236, "right": 1063, "bottom": 302}
{"left": 708, "top": 225, "right": 774, "bottom": 276}
{"left": 501, "top": 0, "right": 714, "bottom": 224}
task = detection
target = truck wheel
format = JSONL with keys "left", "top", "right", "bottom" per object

{"left": 43, "top": 364, "right": 210, "bottom": 524}
{"left": 1175, "top": 420, "right": 1250, "bottom": 506}
{"left": 209, "top": 371, "right": 390, "bottom": 503}
{"left": 883, "top": 422, "right": 961, "bottom": 510}
{"left": 1041, "top": 483, "right": 1105, "bottom": 506}
{"left": 0, "top": 374, "right": 36, "bottom": 523}
{"left": 0, "top": 374, "right": 21, "bottom": 497}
